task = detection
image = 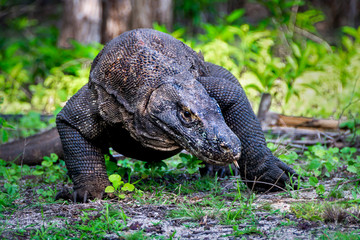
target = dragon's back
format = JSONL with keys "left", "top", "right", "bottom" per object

{"left": 89, "top": 29, "right": 208, "bottom": 105}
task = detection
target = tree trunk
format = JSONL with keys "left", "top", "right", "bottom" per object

{"left": 131, "top": 0, "right": 173, "bottom": 30}
{"left": 155, "top": 0, "right": 173, "bottom": 30}
{"left": 257, "top": 93, "right": 272, "bottom": 123}
{"left": 59, "top": 0, "right": 173, "bottom": 46}
{"left": 101, "top": 0, "right": 132, "bottom": 43}
{"left": 58, "top": 0, "right": 102, "bottom": 47}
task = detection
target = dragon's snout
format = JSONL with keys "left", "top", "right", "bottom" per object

{"left": 219, "top": 140, "right": 241, "bottom": 163}
{"left": 198, "top": 130, "right": 242, "bottom": 166}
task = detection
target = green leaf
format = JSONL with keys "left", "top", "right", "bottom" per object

{"left": 350, "top": 147, "right": 357, "bottom": 154}
{"left": 244, "top": 83, "right": 264, "bottom": 93}
{"left": 106, "top": 161, "right": 118, "bottom": 173}
{"left": 226, "top": 9, "right": 245, "bottom": 24}
{"left": 109, "top": 174, "right": 123, "bottom": 190}
{"left": 1, "top": 121, "right": 15, "bottom": 129}
{"left": 308, "top": 159, "right": 321, "bottom": 170}
{"left": 179, "top": 153, "right": 191, "bottom": 161}
{"left": 50, "top": 153, "right": 58, "bottom": 162}
{"left": 309, "top": 176, "right": 318, "bottom": 187}
{"left": 316, "top": 184, "right": 325, "bottom": 195}
{"left": 312, "top": 146, "right": 326, "bottom": 158}
{"left": 300, "top": 83, "right": 320, "bottom": 94}
{"left": 328, "top": 147, "right": 339, "bottom": 154}
{"left": 121, "top": 183, "right": 135, "bottom": 192}
{"left": 109, "top": 174, "right": 121, "bottom": 183}
{"left": 324, "top": 162, "right": 334, "bottom": 172}
{"left": 41, "top": 160, "right": 53, "bottom": 168}
{"left": 342, "top": 36, "right": 353, "bottom": 51}
{"left": 291, "top": 43, "right": 301, "bottom": 58}
{"left": 1, "top": 129, "right": 8, "bottom": 142}
{"left": 342, "top": 26, "right": 359, "bottom": 38}
{"left": 33, "top": 170, "right": 44, "bottom": 176}
{"left": 347, "top": 165, "right": 358, "bottom": 173}
{"left": 105, "top": 186, "right": 115, "bottom": 193}
{"left": 177, "top": 163, "right": 185, "bottom": 169}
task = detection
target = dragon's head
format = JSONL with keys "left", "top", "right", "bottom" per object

{"left": 144, "top": 74, "right": 241, "bottom": 166}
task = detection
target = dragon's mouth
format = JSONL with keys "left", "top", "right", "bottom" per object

{"left": 184, "top": 145, "right": 241, "bottom": 166}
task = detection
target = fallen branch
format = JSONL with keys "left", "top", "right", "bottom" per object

{"left": 263, "top": 112, "right": 341, "bottom": 130}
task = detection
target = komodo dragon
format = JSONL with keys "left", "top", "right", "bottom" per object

{"left": 1, "top": 29, "right": 296, "bottom": 201}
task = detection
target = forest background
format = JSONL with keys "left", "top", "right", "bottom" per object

{"left": 1, "top": 0, "right": 359, "bottom": 140}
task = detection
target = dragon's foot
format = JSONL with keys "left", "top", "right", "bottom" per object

{"left": 241, "top": 156, "right": 298, "bottom": 192}
{"left": 56, "top": 176, "right": 111, "bottom": 203}
{"left": 201, "top": 156, "right": 298, "bottom": 192}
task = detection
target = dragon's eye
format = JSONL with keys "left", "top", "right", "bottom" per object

{"left": 183, "top": 111, "right": 191, "bottom": 118}
{"left": 180, "top": 108, "right": 195, "bottom": 124}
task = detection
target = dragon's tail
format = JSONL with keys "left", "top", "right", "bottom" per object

{"left": 0, "top": 128, "right": 63, "bottom": 165}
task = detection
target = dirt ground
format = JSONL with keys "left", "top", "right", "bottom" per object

{"left": 1, "top": 176, "right": 359, "bottom": 239}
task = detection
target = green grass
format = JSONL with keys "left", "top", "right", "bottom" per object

{"left": 1, "top": 142, "right": 359, "bottom": 239}
{"left": 318, "top": 230, "right": 360, "bottom": 240}
{"left": 290, "top": 201, "right": 360, "bottom": 224}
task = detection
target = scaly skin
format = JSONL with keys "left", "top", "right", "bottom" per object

{"left": 56, "top": 29, "right": 296, "bottom": 201}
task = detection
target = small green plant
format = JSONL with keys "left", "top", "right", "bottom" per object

{"left": 67, "top": 204, "right": 128, "bottom": 238}
{"left": 123, "top": 230, "right": 147, "bottom": 240}
{"left": 104, "top": 154, "right": 133, "bottom": 179}
{"left": 342, "top": 148, "right": 360, "bottom": 177}
{"left": 278, "top": 219, "right": 297, "bottom": 227}
{"left": 220, "top": 206, "right": 253, "bottom": 225}
{"left": 0, "top": 191, "right": 17, "bottom": 214}
{"left": 176, "top": 153, "right": 203, "bottom": 174}
{"left": 167, "top": 175, "right": 223, "bottom": 196}
{"left": 32, "top": 153, "right": 68, "bottom": 184}
{"left": 298, "top": 145, "right": 360, "bottom": 197}
{"left": 36, "top": 186, "right": 57, "bottom": 201}
{"left": 0, "top": 159, "right": 30, "bottom": 184}
{"left": 308, "top": 176, "right": 325, "bottom": 196}
{"left": 291, "top": 202, "right": 324, "bottom": 221}
{"left": 350, "top": 183, "right": 360, "bottom": 203}
{"left": 105, "top": 174, "right": 135, "bottom": 199}
{"left": 305, "top": 145, "right": 339, "bottom": 177}
{"left": 143, "top": 160, "right": 168, "bottom": 176}
{"left": 103, "top": 203, "right": 128, "bottom": 231}
{"left": 278, "top": 150, "right": 298, "bottom": 165}
{"left": 226, "top": 225, "right": 262, "bottom": 238}
{"left": 0, "top": 116, "right": 15, "bottom": 144}
{"left": 340, "top": 118, "right": 360, "bottom": 136}
{"left": 303, "top": 145, "right": 359, "bottom": 178}
{"left": 0, "top": 97, "right": 15, "bottom": 143}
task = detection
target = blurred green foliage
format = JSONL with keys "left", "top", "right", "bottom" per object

{"left": 174, "top": 0, "right": 227, "bottom": 33}
{"left": 184, "top": 1, "right": 360, "bottom": 119}
{"left": 0, "top": 24, "right": 102, "bottom": 114}
{"left": 1, "top": 1, "right": 359, "bottom": 123}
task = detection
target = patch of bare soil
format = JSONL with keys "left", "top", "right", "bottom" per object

{"left": 1, "top": 176, "right": 359, "bottom": 239}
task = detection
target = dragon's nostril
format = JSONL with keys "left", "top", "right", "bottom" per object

{"left": 219, "top": 142, "right": 230, "bottom": 153}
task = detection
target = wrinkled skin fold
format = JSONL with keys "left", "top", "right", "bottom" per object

{"left": 56, "top": 29, "right": 297, "bottom": 202}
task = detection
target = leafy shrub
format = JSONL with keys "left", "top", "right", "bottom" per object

{"left": 304, "top": 145, "right": 358, "bottom": 178}
{"left": 182, "top": 5, "right": 359, "bottom": 119}
{"left": 0, "top": 25, "right": 102, "bottom": 114}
